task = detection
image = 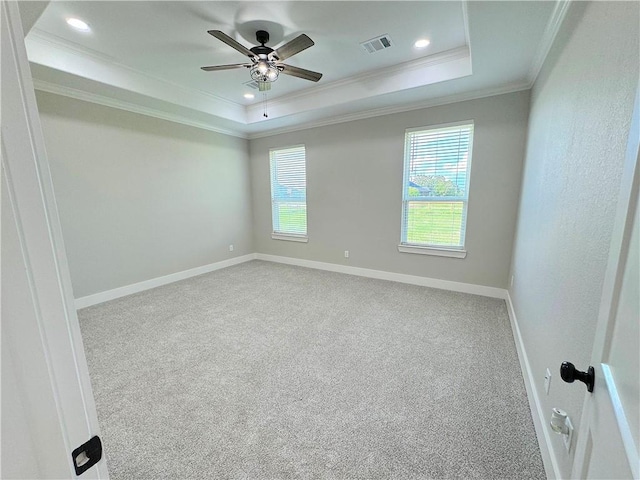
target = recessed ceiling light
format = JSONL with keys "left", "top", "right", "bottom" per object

{"left": 243, "top": 93, "right": 255, "bottom": 100}
{"left": 66, "top": 18, "right": 90, "bottom": 32}
{"left": 414, "top": 38, "right": 430, "bottom": 49}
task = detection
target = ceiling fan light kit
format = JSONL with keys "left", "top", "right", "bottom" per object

{"left": 250, "top": 60, "right": 280, "bottom": 83}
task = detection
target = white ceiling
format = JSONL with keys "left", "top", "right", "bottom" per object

{"left": 25, "top": 1, "right": 565, "bottom": 138}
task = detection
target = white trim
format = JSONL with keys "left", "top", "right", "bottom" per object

{"left": 74, "top": 252, "right": 505, "bottom": 308}
{"left": 527, "top": 0, "right": 572, "bottom": 85}
{"left": 4, "top": 1, "right": 110, "bottom": 476}
{"left": 271, "top": 234, "right": 308, "bottom": 243}
{"left": 75, "top": 254, "right": 256, "bottom": 309}
{"left": 268, "top": 144, "right": 306, "bottom": 153}
{"left": 601, "top": 364, "right": 640, "bottom": 479}
{"left": 247, "top": 82, "right": 530, "bottom": 140}
{"left": 254, "top": 46, "right": 470, "bottom": 112}
{"left": 397, "top": 245, "right": 467, "bottom": 258}
{"left": 461, "top": 1, "right": 472, "bottom": 66}
{"left": 30, "top": 74, "right": 530, "bottom": 142}
{"left": 256, "top": 253, "right": 506, "bottom": 299}
{"left": 26, "top": 28, "right": 244, "bottom": 117}
{"left": 33, "top": 80, "right": 248, "bottom": 140}
{"left": 75, "top": 249, "right": 508, "bottom": 309}
{"left": 505, "top": 292, "right": 560, "bottom": 480}
{"left": 405, "top": 119, "right": 475, "bottom": 134}
{"left": 247, "top": 48, "right": 471, "bottom": 124}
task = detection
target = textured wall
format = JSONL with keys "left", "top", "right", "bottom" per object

{"left": 250, "top": 91, "right": 529, "bottom": 288}
{"left": 509, "top": 2, "right": 639, "bottom": 476}
{"left": 37, "top": 91, "right": 253, "bottom": 298}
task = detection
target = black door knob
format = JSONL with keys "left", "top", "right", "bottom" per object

{"left": 560, "top": 361, "right": 595, "bottom": 392}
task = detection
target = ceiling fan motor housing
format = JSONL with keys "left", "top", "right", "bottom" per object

{"left": 250, "top": 31, "right": 274, "bottom": 58}
{"left": 256, "top": 30, "right": 270, "bottom": 45}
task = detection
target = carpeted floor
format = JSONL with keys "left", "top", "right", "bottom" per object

{"left": 78, "top": 260, "right": 545, "bottom": 479}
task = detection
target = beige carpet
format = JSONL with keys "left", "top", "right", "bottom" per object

{"left": 78, "top": 260, "right": 544, "bottom": 479}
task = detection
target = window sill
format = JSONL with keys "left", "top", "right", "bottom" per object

{"left": 272, "top": 233, "right": 308, "bottom": 243}
{"left": 397, "top": 244, "right": 467, "bottom": 258}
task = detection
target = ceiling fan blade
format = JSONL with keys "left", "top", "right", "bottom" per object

{"left": 279, "top": 64, "right": 323, "bottom": 82}
{"left": 201, "top": 64, "right": 250, "bottom": 71}
{"left": 207, "top": 30, "right": 254, "bottom": 58}
{"left": 274, "top": 34, "right": 314, "bottom": 61}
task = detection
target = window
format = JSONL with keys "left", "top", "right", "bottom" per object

{"left": 400, "top": 122, "right": 474, "bottom": 257}
{"left": 270, "top": 145, "right": 308, "bottom": 242}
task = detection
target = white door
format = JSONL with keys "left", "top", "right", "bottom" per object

{"left": 571, "top": 89, "right": 640, "bottom": 479}
{"left": 1, "top": 1, "right": 108, "bottom": 478}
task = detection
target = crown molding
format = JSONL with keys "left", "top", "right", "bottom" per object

{"left": 26, "top": 28, "right": 246, "bottom": 123}
{"left": 270, "top": 46, "right": 470, "bottom": 107}
{"left": 27, "top": 27, "right": 475, "bottom": 128}
{"left": 29, "top": 28, "right": 239, "bottom": 108}
{"left": 247, "top": 46, "right": 471, "bottom": 122}
{"left": 34, "top": 76, "right": 530, "bottom": 143}
{"left": 247, "top": 46, "right": 471, "bottom": 124}
{"left": 247, "top": 81, "right": 531, "bottom": 140}
{"left": 33, "top": 79, "right": 248, "bottom": 139}
{"left": 526, "top": 0, "right": 572, "bottom": 85}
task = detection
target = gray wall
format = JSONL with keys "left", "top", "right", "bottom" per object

{"left": 509, "top": 2, "right": 639, "bottom": 477}
{"left": 17, "top": 1, "right": 48, "bottom": 33}
{"left": 37, "top": 91, "right": 253, "bottom": 298}
{"left": 250, "top": 91, "right": 529, "bottom": 288}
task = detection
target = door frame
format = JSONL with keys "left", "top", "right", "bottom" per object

{"left": 572, "top": 86, "right": 640, "bottom": 478}
{"left": 2, "top": 1, "right": 108, "bottom": 477}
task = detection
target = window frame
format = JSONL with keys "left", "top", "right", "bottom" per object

{"left": 269, "top": 144, "right": 308, "bottom": 243}
{"left": 398, "top": 120, "right": 474, "bottom": 258}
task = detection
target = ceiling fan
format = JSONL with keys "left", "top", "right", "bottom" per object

{"left": 201, "top": 30, "right": 323, "bottom": 88}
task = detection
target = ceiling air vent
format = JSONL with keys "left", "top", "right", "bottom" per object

{"left": 243, "top": 80, "right": 260, "bottom": 90}
{"left": 360, "top": 34, "right": 393, "bottom": 54}
{"left": 243, "top": 79, "right": 271, "bottom": 91}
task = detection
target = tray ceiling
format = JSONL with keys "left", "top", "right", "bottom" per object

{"left": 25, "top": 1, "right": 565, "bottom": 138}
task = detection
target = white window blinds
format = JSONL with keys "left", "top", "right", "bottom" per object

{"left": 401, "top": 122, "right": 474, "bottom": 249}
{"left": 270, "top": 145, "right": 307, "bottom": 237}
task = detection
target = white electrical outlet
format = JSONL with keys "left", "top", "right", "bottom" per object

{"left": 550, "top": 408, "right": 574, "bottom": 453}
{"left": 344, "top": 250, "right": 349, "bottom": 258}
{"left": 544, "top": 368, "right": 552, "bottom": 395}
{"left": 229, "top": 244, "right": 234, "bottom": 252}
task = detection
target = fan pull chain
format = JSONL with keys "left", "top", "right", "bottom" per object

{"left": 262, "top": 91, "right": 268, "bottom": 118}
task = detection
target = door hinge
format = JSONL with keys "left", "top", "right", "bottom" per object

{"left": 71, "top": 436, "right": 102, "bottom": 476}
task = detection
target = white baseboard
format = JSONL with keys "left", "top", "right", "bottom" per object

{"left": 256, "top": 253, "right": 507, "bottom": 299}
{"left": 75, "top": 252, "right": 506, "bottom": 307}
{"left": 75, "top": 254, "right": 257, "bottom": 309}
{"left": 505, "top": 291, "right": 560, "bottom": 479}
{"left": 75, "top": 253, "right": 504, "bottom": 308}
